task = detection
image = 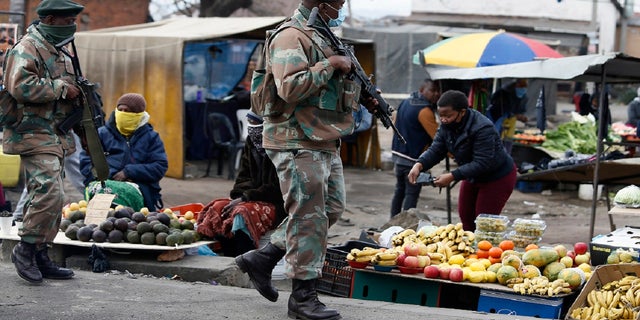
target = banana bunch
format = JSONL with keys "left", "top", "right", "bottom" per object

{"left": 346, "top": 247, "right": 383, "bottom": 263}
{"left": 420, "top": 223, "right": 476, "bottom": 259}
{"left": 569, "top": 275, "right": 640, "bottom": 320}
{"left": 371, "top": 250, "right": 399, "bottom": 267}
{"left": 509, "top": 276, "right": 572, "bottom": 296}
{"left": 390, "top": 228, "right": 419, "bottom": 247}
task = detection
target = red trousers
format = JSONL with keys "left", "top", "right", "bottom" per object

{"left": 457, "top": 164, "right": 517, "bottom": 231}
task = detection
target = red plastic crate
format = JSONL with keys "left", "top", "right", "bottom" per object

{"left": 168, "top": 203, "right": 204, "bottom": 220}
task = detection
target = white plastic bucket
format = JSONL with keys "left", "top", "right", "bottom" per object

{"left": 578, "top": 184, "right": 603, "bottom": 200}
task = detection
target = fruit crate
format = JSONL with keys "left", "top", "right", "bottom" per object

{"left": 168, "top": 203, "right": 204, "bottom": 220}
{"left": 477, "top": 289, "right": 564, "bottom": 318}
{"left": 318, "top": 240, "right": 380, "bottom": 297}
{"left": 351, "top": 269, "right": 441, "bottom": 306}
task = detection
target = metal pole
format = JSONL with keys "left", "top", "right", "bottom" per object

{"left": 589, "top": 67, "right": 606, "bottom": 240}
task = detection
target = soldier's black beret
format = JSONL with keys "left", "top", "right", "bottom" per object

{"left": 36, "top": 0, "right": 84, "bottom": 17}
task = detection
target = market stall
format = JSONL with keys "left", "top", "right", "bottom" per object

{"left": 417, "top": 52, "right": 640, "bottom": 239}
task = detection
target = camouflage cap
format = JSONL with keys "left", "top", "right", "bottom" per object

{"left": 36, "top": 0, "right": 84, "bottom": 17}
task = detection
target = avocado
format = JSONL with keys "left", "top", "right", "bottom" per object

{"left": 152, "top": 223, "right": 169, "bottom": 234}
{"left": 180, "top": 220, "right": 194, "bottom": 230}
{"left": 68, "top": 210, "right": 84, "bottom": 223}
{"left": 77, "top": 226, "right": 94, "bottom": 242}
{"left": 157, "top": 213, "right": 171, "bottom": 226}
{"left": 114, "top": 218, "right": 129, "bottom": 232}
{"left": 114, "top": 208, "right": 132, "bottom": 219}
{"left": 169, "top": 219, "right": 181, "bottom": 229}
{"left": 136, "top": 222, "right": 152, "bottom": 234}
{"left": 181, "top": 230, "right": 195, "bottom": 244}
{"left": 140, "top": 232, "right": 156, "bottom": 245}
{"left": 155, "top": 232, "right": 168, "bottom": 245}
{"left": 99, "top": 220, "right": 114, "bottom": 233}
{"left": 126, "top": 231, "right": 141, "bottom": 244}
{"left": 131, "top": 212, "right": 146, "bottom": 223}
{"left": 92, "top": 229, "right": 107, "bottom": 243}
{"left": 127, "top": 221, "right": 138, "bottom": 230}
{"left": 59, "top": 219, "right": 73, "bottom": 232}
{"left": 166, "top": 233, "right": 180, "bottom": 247}
{"left": 108, "top": 230, "right": 124, "bottom": 243}
{"left": 64, "top": 225, "right": 79, "bottom": 240}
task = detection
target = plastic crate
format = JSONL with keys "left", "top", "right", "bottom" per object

{"left": 515, "top": 181, "right": 543, "bottom": 193}
{"left": 168, "top": 203, "right": 204, "bottom": 220}
{"left": 351, "top": 269, "right": 441, "bottom": 306}
{"left": 477, "top": 289, "right": 563, "bottom": 318}
{"left": 317, "top": 240, "right": 380, "bottom": 297}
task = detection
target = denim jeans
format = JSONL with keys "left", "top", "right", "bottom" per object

{"left": 390, "top": 163, "right": 423, "bottom": 218}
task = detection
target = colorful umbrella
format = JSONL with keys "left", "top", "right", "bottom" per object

{"left": 414, "top": 31, "right": 563, "bottom": 68}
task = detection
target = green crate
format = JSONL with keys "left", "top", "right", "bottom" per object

{"left": 351, "top": 270, "right": 441, "bottom": 306}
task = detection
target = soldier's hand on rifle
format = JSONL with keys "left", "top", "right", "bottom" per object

{"left": 65, "top": 82, "right": 81, "bottom": 99}
{"left": 328, "top": 55, "right": 352, "bottom": 73}
{"left": 113, "top": 170, "right": 127, "bottom": 181}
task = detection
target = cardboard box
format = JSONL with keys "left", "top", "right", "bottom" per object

{"left": 565, "top": 264, "right": 640, "bottom": 320}
{"left": 477, "top": 289, "right": 564, "bottom": 319}
{"left": 590, "top": 227, "right": 640, "bottom": 266}
{"left": 0, "top": 146, "right": 20, "bottom": 187}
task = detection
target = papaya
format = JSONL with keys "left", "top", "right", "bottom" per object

{"left": 542, "top": 261, "right": 566, "bottom": 281}
{"left": 502, "top": 255, "right": 523, "bottom": 270}
{"left": 496, "top": 265, "right": 519, "bottom": 285}
{"left": 519, "top": 264, "right": 541, "bottom": 279}
{"left": 557, "top": 268, "right": 585, "bottom": 289}
{"left": 522, "top": 248, "right": 559, "bottom": 268}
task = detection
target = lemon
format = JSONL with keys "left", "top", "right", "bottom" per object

{"left": 79, "top": 207, "right": 87, "bottom": 213}
{"left": 69, "top": 202, "right": 80, "bottom": 211}
{"left": 479, "top": 258, "right": 491, "bottom": 270}
{"left": 78, "top": 200, "right": 88, "bottom": 208}
{"left": 484, "top": 271, "right": 497, "bottom": 283}
{"left": 468, "top": 270, "right": 485, "bottom": 283}
{"left": 115, "top": 205, "right": 124, "bottom": 211}
{"left": 577, "top": 263, "right": 592, "bottom": 274}
{"left": 184, "top": 211, "right": 195, "bottom": 220}
{"left": 163, "top": 208, "right": 173, "bottom": 215}
{"left": 462, "top": 267, "right": 472, "bottom": 280}
{"left": 469, "top": 261, "right": 486, "bottom": 272}
{"left": 64, "top": 207, "right": 72, "bottom": 218}
{"left": 140, "top": 207, "right": 150, "bottom": 215}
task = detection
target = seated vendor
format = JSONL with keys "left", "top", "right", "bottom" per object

{"left": 80, "top": 93, "right": 168, "bottom": 211}
{"left": 196, "top": 109, "right": 286, "bottom": 256}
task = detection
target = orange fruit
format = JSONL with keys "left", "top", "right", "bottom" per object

{"left": 467, "top": 253, "right": 478, "bottom": 260}
{"left": 488, "top": 247, "right": 503, "bottom": 259}
{"left": 477, "top": 240, "right": 493, "bottom": 251}
{"left": 489, "top": 256, "right": 502, "bottom": 265}
{"left": 499, "top": 240, "right": 515, "bottom": 251}
{"left": 476, "top": 249, "right": 490, "bottom": 259}
{"left": 525, "top": 243, "right": 539, "bottom": 251}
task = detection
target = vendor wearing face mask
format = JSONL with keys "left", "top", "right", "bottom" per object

{"left": 79, "top": 93, "right": 168, "bottom": 211}
{"left": 487, "top": 78, "right": 529, "bottom": 153}
{"left": 408, "top": 90, "right": 517, "bottom": 231}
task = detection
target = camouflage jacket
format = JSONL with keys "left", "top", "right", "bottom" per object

{"left": 2, "top": 24, "right": 76, "bottom": 157}
{"left": 262, "top": 5, "right": 360, "bottom": 151}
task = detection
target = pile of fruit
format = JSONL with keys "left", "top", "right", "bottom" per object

{"left": 513, "top": 131, "right": 546, "bottom": 145}
{"left": 60, "top": 203, "right": 200, "bottom": 247}
{"left": 569, "top": 275, "right": 640, "bottom": 319}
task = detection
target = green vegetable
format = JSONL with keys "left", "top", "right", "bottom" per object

{"left": 542, "top": 121, "right": 598, "bottom": 154}
{"left": 614, "top": 185, "right": 640, "bottom": 208}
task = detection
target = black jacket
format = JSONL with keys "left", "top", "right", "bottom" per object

{"left": 417, "top": 109, "right": 514, "bottom": 183}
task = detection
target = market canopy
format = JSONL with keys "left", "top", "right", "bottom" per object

{"left": 418, "top": 52, "right": 640, "bottom": 83}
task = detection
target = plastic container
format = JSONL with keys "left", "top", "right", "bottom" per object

{"left": 474, "top": 230, "right": 508, "bottom": 247}
{"left": 318, "top": 240, "right": 381, "bottom": 298}
{"left": 506, "top": 231, "right": 542, "bottom": 249}
{"left": 512, "top": 218, "right": 547, "bottom": 237}
{"left": 168, "top": 203, "right": 204, "bottom": 220}
{"left": 475, "top": 214, "right": 509, "bottom": 232}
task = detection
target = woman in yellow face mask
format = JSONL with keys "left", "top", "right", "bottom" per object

{"left": 79, "top": 93, "right": 169, "bottom": 211}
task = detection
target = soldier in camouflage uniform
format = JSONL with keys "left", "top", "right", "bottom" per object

{"left": 235, "top": 1, "right": 376, "bottom": 319}
{"left": 2, "top": 0, "right": 84, "bottom": 283}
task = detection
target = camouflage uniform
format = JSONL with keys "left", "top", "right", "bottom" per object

{"left": 2, "top": 24, "right": 78, "bottom": 246}
{"left": 263, "top": 5, "right": 361, "bottom": 280}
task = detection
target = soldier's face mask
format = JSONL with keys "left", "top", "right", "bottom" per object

{"left": 115, "top": 109, "right": 143, "bottom": 136}
{"left": 324, "top": 3, "right": 346, "bottom": 27}
{"left": 38, "top": 21, "right": 77, "bottom": 45}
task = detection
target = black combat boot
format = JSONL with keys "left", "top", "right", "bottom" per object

{"left": 235, "top": 242, "right": 285, "bottom": 302}
{"left": 35, "top": 246, "right": 74, "bottom": 279}
{"left": 11, "top": 241, "right": 43, "bottom": 283}
{"left": 288, "top": 279, "right": 341, "bottom": 320}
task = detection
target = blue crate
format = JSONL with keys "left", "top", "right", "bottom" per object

{"left": 477, "top": 289, "right": 563, "bottom": 318}
{"left": 515, "top": 181, "right": 543, "bottom": 193}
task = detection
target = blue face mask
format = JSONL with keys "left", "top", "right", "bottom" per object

{"left": 326, "top": 4, "right": 346, "bottom": 27}
{"left": 515, "top": 87, "right": 527, "bottom": 99}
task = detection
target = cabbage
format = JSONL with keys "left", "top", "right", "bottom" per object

{"left": 614, "top": 185, "right": 640, "bottom": 208}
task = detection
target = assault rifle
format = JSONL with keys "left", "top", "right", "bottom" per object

{"left": 55, "top": 37, "right": 109, "bottom": 185}
{"left": 307, "top": 7, "right": 406, "bottom": 144}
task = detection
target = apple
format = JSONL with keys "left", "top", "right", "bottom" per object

{"left": 396, "top": 253, "right": 408, "bottom": 267}
{"left": 560, "top": 256, "right": 574, "bottom": 268}
{"left": 404, "top": 243, "right": 420, "bottom": 256}
{"left": 566, "top": 250, "right": 576, "bottom": 261}
{"left": 416, "top": 243, "right": 429, "bottom": 256}
{"left": 449, "top": 268, "right": 464, "bottom": 282}
{"left": 574, "top": 242, "right": 589, "bottom": 255}
{"left": 404, "top": 256, "right": 420, "bottom": 268}
{"left": 417, "top": 255, "right": 431, "bottom": 268}
{"left": 554, "top": 245, "right": 568, "bottom": 258}
{"left": 574, "top": 253, "right": 590, "bottom": 266}
{"left": 424, "top": 265, "right": 440, "bottom": 278}
{"left": 439, "top": 266, "right": 451, "bottom": 280}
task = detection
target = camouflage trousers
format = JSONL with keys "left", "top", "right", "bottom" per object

{"left": 18, "top": 153, "right": 65, "bottom": 246}
{"left": 266, "top": 148, "right": 345, "bottom": 280}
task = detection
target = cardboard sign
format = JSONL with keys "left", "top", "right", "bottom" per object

{"left": 84, "top": 194, "right": 115, "bottom": 226}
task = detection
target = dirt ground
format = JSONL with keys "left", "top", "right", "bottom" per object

{"left": 3, "top": 102, "right": 636, "bottom": 249}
